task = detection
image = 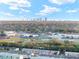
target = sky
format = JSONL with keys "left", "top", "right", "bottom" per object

{"left": 0, "top": 0, "right": 79, "bottom": 21}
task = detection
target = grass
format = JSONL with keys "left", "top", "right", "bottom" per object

{"left": 0, "top": 37, "right": 23, "bottom": 43}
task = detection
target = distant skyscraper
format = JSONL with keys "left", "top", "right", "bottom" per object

{"left": 45, "top": 17, "right": 47, "bottom": 21}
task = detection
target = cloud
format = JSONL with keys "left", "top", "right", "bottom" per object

{"left": 49, "top": 0, "right": 76, "bottom": 5}
{"left": 37, "top": 5, "right": 60, "bottom": 16}
{"left": 0, "top": 12, "right": 14, "bottom": 16}
{"left": 0, "top": 0, "right": 31, "bottom": 16}
{"left": 21, "top": 9, "right": 30, "bottom": 12}
{"left": 67, "top": 9, "right": 78, "bottom": 13}
{"left": 19, "top": 9, "right": 30, "bottom": 14}
{"left": 0, "top": 0, "right": 31, "bottom": 10}
{"left": 4, "top": 13, "right": 14, "bottom": 16}
{"left": 9, "top": 6, "right": 19, "bottom": 10}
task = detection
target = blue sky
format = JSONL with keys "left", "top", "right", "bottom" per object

{"left": 0, "top": 0, "right": 79, "bottom": 21}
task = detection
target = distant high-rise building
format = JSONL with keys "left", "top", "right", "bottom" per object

{"left": 45, "top": 17, "right": 47, "bottom": 21}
